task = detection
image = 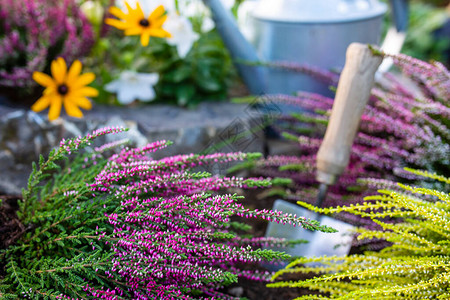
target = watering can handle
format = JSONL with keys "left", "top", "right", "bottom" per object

{"left": 316, "top": 43, "right": 382, "bottom": 185}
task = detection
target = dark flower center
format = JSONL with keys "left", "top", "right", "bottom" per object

{"left": 57, "top": 84, "right": 69, "bottom": 95}
{"left": 139, "top": 19, "right": 150, "bottom": 27}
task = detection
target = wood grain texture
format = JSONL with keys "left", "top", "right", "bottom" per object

{"left": 316, "top": 43, "right": 383, "bottom": 185}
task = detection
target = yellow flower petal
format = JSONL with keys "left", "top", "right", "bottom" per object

{"left": 31, "top": 95, "right": 51, "bottom": 112}
{"left": 134, "top": 2, "right": 145, "bottom": 19}
{"left": 140, "top": 32, "right": 150, "bottom": 46}
{"left": 109, "top": 6, "right": 127, "bottom": 19}
{"left": 106, "top": 2, "right": 171, "bottom": 45}
{"left": 31, "top": 57, "right": 94, "bottom": 121}
{"left": 105, "top": 18, "right": 129, "bottom": 30}
{"left": 67, "top": 60, "right": 82, "bottom": 83}
{"left": 57, "top": 57, "right": 67, "bottom": 71}
{"left": 149, "top": 28, "right": 171, "bottom": 38}
{"left": 51, "top": 58, "right": 67, "bottom": 84}
{"left": 64, "top": 98, "right": 84, "bottom": 118}
{"left": 72, "top": 97, "right": 93, "bottom": 110}
{"left": 71, "top": 72, "right": 96, "bottom": 88}
{"left": 125, "top": 2, "right": 142, "bottom": 21}
{"left": 125, "top": 27, "right": 143, "bottom": 36}
{"left": 57, "top": 57, "right": 67, "bottom": 82}
{"left": 32, "top": 72, "right": 55, "bottom": 88}
{"left": 48, "top": 96, "right": 62, "bottom": 121}
{"left": 149, "top": 5, "right": 165, "bottom": 21}
{"left": 71, "top": 86, "right": 99, "bottom": 98}
{"left": 43, "top": 87, "right": 56, "bottom": 95}
{"left": 124, "top": 1, "right": 134, "bottom": 13}
{"left": 152, "top": 14, "right": 168, "bottom": 28}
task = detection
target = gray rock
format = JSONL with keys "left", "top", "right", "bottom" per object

{"left": 0, "top": 102, "right": 268, "bottom": 195}
{"left": 227, "top": 286, "right": 244, "bottom": 297}
{"left": 103, "top": 116, "right": 147, "bottom": 148}
{"left": 0, "top": 149, "right": 14, "bottom": 169}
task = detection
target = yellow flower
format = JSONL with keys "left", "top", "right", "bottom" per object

{"left": 105, "top": 2, "right": 171, "bottom": 46}
{"left": 32, "top": 58, "right": 98, "bottom": 121}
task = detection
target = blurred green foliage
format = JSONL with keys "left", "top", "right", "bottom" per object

{"left": 79, "top": 0, "right": 236, "bottom": 107}
{"left": 384, "top": 0, "right": 450, "bottom": 64}
{"left": 85, "top": 30, "right": 234, "bottom": 107}
{"left": 404, "top": 1, "right": 449, "bottom": 63}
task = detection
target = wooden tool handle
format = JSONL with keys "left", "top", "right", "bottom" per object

{"left": 316, "top": 43, "right": 382, "bottom": 185}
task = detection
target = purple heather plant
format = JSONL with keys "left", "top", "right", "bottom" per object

{"left": 0, "top": 126, "right": 334, "bottom": 299}
{"left": 0, "top": 0, "right": 94, "bottom": 92}
{"left": 242, "top": 53, "right": 449, "bottom": 233}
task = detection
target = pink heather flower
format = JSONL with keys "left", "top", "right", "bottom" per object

{"left": 0, "top": 0, "right": 94, "bottom": 90}
{"left": 37, "top": 127, "right": 333, "bottom": 299}
{"left": 249, "top": 53, "right": 449, "bottom": 236}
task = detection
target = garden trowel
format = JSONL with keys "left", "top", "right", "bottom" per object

{"left": 266, "top": 43, "right": 383, "bottom": 260}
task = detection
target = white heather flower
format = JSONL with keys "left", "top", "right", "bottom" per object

{"left": 164, "top": 13, "right": 199, "bottom": 58}
{"left": 105, "top": 71, "right": 159, "bottom": 104}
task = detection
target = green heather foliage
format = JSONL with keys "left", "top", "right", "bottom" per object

{"left": 0, "top": 127, "right": 335, "bottom": 299}
{"left": 269, "top": 169, "right": 450, "bottom": 299}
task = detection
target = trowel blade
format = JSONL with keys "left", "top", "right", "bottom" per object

{"left": 265, "top": 199, "right": 354, "bottom": 262}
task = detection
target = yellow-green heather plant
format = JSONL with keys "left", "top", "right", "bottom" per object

{"left": 269, "top": 168, "right": 450, "bottom": 299}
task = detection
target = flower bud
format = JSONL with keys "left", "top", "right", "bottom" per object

{"left": 80, "top": 1, "right": 104, "bottom": 25}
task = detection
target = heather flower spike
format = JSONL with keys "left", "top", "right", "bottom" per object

{"left": 0, "top": 0, "right": 94, "bottom": 90}
{"left": 32, "top": 58, "right": 98, "bottom": 121}
{"left": 2, "top": 127, "right": 334, "bottom": 298}
{"left": 106, "top": 2, "right": 171, "bottom": 46}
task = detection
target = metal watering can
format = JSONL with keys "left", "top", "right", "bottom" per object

{"left": 203, "top": 0, "right": 408, "bottom": 95}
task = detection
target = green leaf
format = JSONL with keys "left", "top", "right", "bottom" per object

{"left": 46, "top": 161, "right": 60, "bottom": 171}
{"left": 176, "top": 84, "right": 196, "bottom": 106}
{"left": 165, "top": 65, "right": 192, "bottom": 83}
{"left": 195, "top": 77, "right": 222, "bottom": 92}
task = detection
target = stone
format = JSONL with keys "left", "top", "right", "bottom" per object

{"left": 0, "top": 150, "right": 14, "bottom": 169}
{"left": 227, "top": 286, "right": 244, "bottom": 297}
{"left": 0, "top": 102, "right": 268, "bottom": 195}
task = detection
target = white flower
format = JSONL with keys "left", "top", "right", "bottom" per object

{"left": 164, "top": 13, "right": 199, "bottom": 58}
{"left": 201, "top": 17, "right": 215, "bottom": 32}
{"left": 180, "top": 0, "right": 234, "bottom": 15}
{"left": 105, "top": 71, "right": 159, "bottom": 104}
{"left": 178, "top": 0, "right": 234, "bottom": 32}
{"left": 237, "top": 0, "right": 258, "bottom": 41}
{"left": 178, "top": 0, "right": 215, "bottom": 32}
{"left": 179, "top": 0, "right": 209, "bottom": 17}
{"left": 115, "top": 0, "right": 175, "bottom": 16}
{"left": 220, "top": 0, "right": 235, "bottom": 10}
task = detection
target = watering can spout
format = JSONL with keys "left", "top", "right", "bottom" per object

{"left": 203, "top": 0, "right": 267, "bottom": 95}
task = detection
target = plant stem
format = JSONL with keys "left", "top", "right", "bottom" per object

{"left": 35, "top": 262, "right": 106, "bottom": 274}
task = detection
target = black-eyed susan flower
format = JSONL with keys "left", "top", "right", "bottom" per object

{"left": 32, "top": 58, "right": 98, "bottom": 121}
{"left": 105, "top": 2, "right": 171, "bottom": 46}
